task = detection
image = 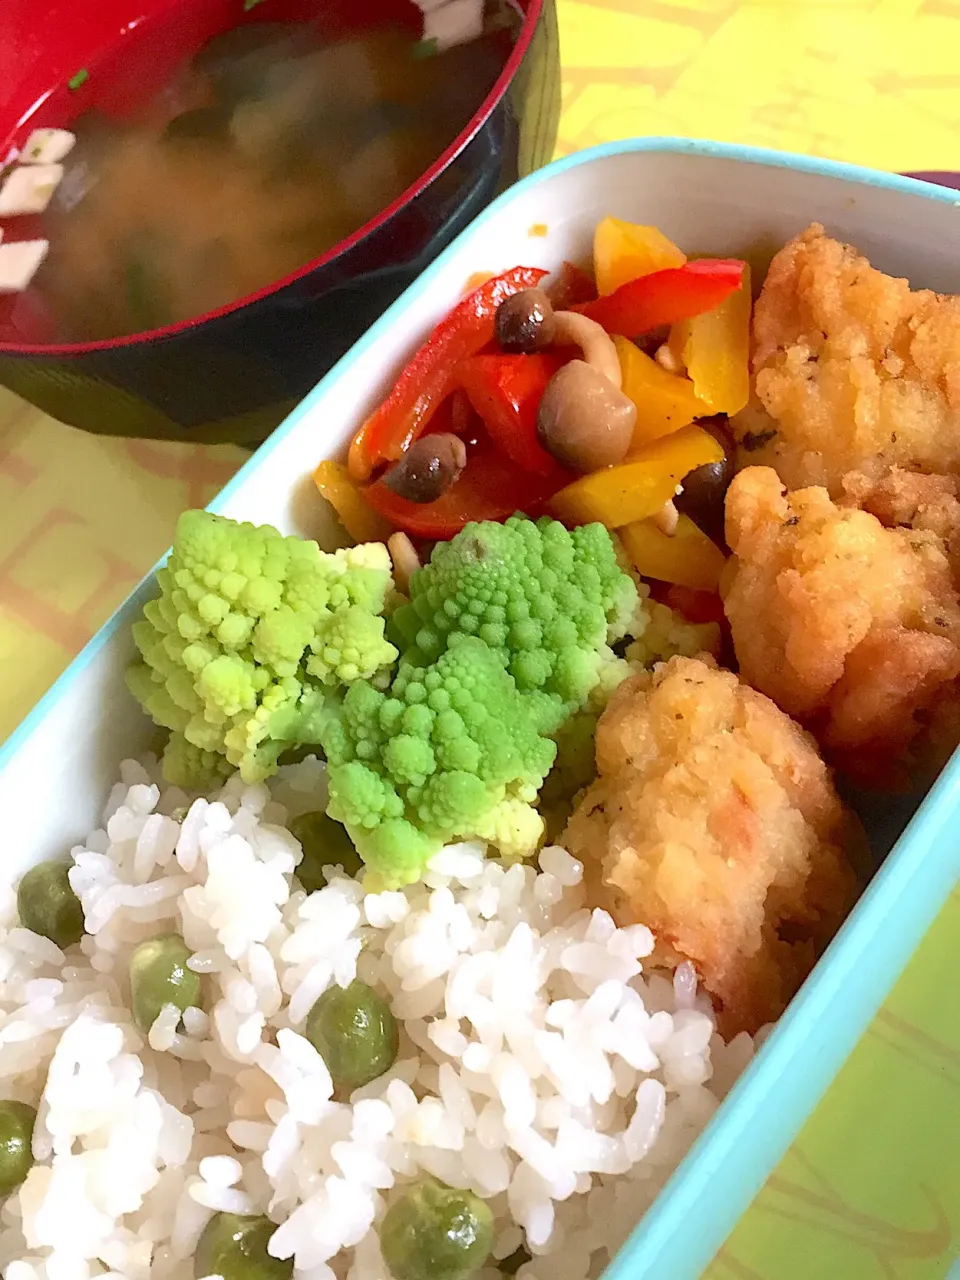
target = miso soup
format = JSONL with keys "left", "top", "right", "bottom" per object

{"left": 28, "top": 16, "right": 513, "bottom": 341}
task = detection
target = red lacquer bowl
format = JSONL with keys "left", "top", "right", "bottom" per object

{"left": 0, "top": 0, "right": 559, "bottom": 444}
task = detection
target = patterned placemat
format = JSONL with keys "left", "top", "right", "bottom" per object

{"left": 2, "top": 2, "right": 960, "bottom": 1275}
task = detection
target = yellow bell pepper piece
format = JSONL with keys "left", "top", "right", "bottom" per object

{"left": 670, "top": 263, "right": 751, "bottom": 416}
{"left": 594, "top": 217, "right": 686, "bottom": 296}
{"left": 313, "top": 460, "right": 393, "bottom": 544}
{"left": 615, "top": 336, "right": 707, "bottom": 449}
{"left": 620, "top": 512, "right": 726, "bottom": 592}
{"left": 549, "top": 426, "right": 724, "bottom": 529}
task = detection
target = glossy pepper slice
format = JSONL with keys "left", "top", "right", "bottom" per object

{"left": 549, "top": 425, "right": 724, "bottom": 528}
{"left": 671, "top": 263, "right": 751, "bottom": 415}
{"left": 348, "top": 266, "right": 548, "bottom": 481}
{"left": 313, "top": 460, "right": 394, "bottom": 543}
{"left": 363, "top": 442, "right": 559, "bottom": 538}
{"left": 454, "top": 352, "right": 572, "bottom": 479}
{"left": 546, "top": 260, "right": 597, "bottom": 310}
{"left": 574, "top": 259, "right": 746, "bottom": 338}
{"left": 614, "top": 336, "right": 706, "bottom": 448}
{"left": 594, "top": 217, "right": 686, "bottom": 295}
{"left": 620, "top": 511, "right": 726, "bottom": 592}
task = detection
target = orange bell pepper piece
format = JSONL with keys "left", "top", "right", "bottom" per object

{"left": 549, "top": 426, "right": 724, "bottom": 529}
{"left": 594, "top": 217, "right": 686, "bottom": 295}
{"left": 312, "top": 460, "right": 394, "bottom": 544}
{"left": 671, "top": 264, "right": 751, "bottom": 416}
{"left": 620, "top": 512, "right": 726, "bottom": 592}
{"left": 615, "top": 336, "right": 706, "bottom": 448}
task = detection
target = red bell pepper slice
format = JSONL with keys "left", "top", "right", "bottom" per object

{"left": 454, "top": 353, "right": 573, "bottom": 480}
{"left": 662, "top": 583, "right": 727, "bottom": 627}
{"left": 574, "top": 259, "right": 746, "bottom": 337}
{"left": 363, "top": 442, "right": 560, "bottom": 539}
{"left": 547, "top": 261, "right": 597, "bottom": 311}
{"left": 348, "top": 265, "right": 548, "bottom": 481}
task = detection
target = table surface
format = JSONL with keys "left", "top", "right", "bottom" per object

{"left": 3, "top": 1, "right": 960, "bottom": 1275}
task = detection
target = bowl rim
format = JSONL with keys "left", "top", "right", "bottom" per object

{"left": 0, "top": 0, "right": 545, "bottom": 357}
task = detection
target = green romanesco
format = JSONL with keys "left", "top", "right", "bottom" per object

{"left": 624, "top": 597, "right": 722, "bottom": 669}
{"left": 128, "top": 506, "right": 698, "bottom": 886}
{"left": 158, "top": 733, "right": 234, "bottom": 791}
{"left": 126, "top": 510, "right": 398, "bottom": 786}
{"left": 390, "top": 516, "right": 638, "bottom": 719}
{"left": 318, "top": 516, "right": 640, "bottom": 885}
{"left": 538, "top": 709, "right": 602, "bottom": 840}
{"left": 321, "top": 636, "right": 558, "bottom": 887}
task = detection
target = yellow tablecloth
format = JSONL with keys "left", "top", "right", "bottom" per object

{"left": 3, "top": 1, "right": 960, "bottom": 1275}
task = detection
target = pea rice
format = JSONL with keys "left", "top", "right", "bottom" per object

{"left": 0, "top": 757, "right": 755, "bottom": 1279}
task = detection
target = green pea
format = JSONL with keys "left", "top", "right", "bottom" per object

{"left": 288, "top": 810, "right": 362, "bottom": 890}
{"left": 129, "top": 933, "right": 202, "bottom": 1034}
{"left": 304, "top": 980, "right": 398, "bottom": 1090}
{"left": 380, "top": 1179, "right": 494, "bottom": 1280}
{"left": 194, "top": 1212, "right": 292, "bottom": 1280}
{"left": 0, "top": 1101, "right": 35, "bottom": 1197}
{"left": 16, "top": 860, "right": 84, "bottom": 949}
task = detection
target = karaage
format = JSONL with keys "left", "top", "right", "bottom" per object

{"left": 733, "top": 224, "right": 960, "bottom": 493}
{"left": 723, "top": 466, "right": 960, "bottom": 782}
{"left": 563, "top": 655, "right": 858, "bottom": 1036}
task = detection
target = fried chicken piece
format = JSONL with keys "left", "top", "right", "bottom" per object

{"left": 723, "top": 466, "right": 960, "bottom": 782}
{"left": 735, "top": 223, "right": 960, "bottom": 493}
{"left": 841, "top": 467, "right": 960, "bottom": 567}
{"left": 840, "top": 473, "right": 960, "bottom": 768}
{"left": 563, "top": 655, "right": 858, "bottom": 1036}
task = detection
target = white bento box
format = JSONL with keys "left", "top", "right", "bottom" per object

{"left": 3, "top": 139, "right": 960, "bottom": 1280}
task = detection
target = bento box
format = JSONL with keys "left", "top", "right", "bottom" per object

{"left": 4, "top": 138, "right": 960, "bottom": 1280}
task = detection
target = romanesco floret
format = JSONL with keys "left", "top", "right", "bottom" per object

{"left": 624, "top": 598, "right": 722, "bottom": 669}
{"left": 321, "top": 636, "right": 558, "bottom": 887}
{"left": 127, "top": 510, "right": 398, "bottom": 786}
{"left": 390, "top": 516, "right": 638, "bottom": 718}
{"left": 157, "top": 731, "right": 234, "bottom": 791}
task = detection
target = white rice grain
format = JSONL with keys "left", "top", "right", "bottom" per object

{"left": 147, "top": 1004, "right": 181, "bottom": 1053}
{"left": 198, "top": 1155, "right": 242, "bottom": 1187}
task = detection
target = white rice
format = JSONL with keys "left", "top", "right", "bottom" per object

{"left": 0, "top": 759, "right": 754, "bottom": 1279}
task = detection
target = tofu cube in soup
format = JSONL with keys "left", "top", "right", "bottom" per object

{"left": 0, "top": 240, "right": 50, "bottom": 292}
{"left": 21, "top": 129, "right": 76, "bottom": 166}
{"left": 424, "top": 0, "right": 486, "bottom": 49}
{"left": 0, "top": 164, "right": 64, "bottom": 215}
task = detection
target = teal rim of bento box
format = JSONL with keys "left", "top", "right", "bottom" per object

{"left": 4, "top": 138, "right": 960, "bottom": 1280}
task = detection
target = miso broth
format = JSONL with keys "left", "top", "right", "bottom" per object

{"left": 31, "top": 20, "right": 511, "bottom": 341}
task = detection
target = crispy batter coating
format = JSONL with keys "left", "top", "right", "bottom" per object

{"left": 563, "top": 655, "right": 857, "bottom": 1036}
{"left": 735, "top": 223, "right": 960, "bottom": 492}
{"left": 841, "top": 467, "right": 960, "bottom": 567}
{"left": 723, "top": 467, "right": 960, "bottom": 781}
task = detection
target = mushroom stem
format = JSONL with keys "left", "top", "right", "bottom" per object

{"left": 388, "top": 532, "right": 421, "bottom": 596}
{"left": 655, "top": 343, "right": 683, "bottom": 375}
{"left": 650, "top": 500, "right": 679, "bottom": 537}
{"left": 552, "top": 311, "right": 623, "bottom": 389}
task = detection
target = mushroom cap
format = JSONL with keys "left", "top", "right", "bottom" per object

{"left": 495, "top": 287, "right": 557, "bottom": 354}
{"left": 537, "top": 359, "right": 636, "bottom": 474}
{"left": 383, "top": 433, "right": 467, "bottom": 504}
